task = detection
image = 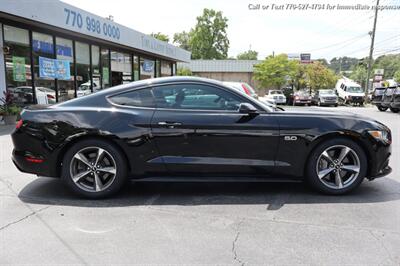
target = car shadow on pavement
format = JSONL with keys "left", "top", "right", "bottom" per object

{"left": 18, "top": 176, "right": 400, "bottom": 209}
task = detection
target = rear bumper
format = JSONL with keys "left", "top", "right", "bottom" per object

{"left": 12, "top": 149, "right": 57, "bottom": 177}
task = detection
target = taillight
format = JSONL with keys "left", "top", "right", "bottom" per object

{"left": 47, "top": 94, "right": 55, "bottom": 99}
{"left": 241, "top": 84, "right": 251, "bottom": 95}
{"left": 16, "top": 119, "right": 23, "bottom": 129}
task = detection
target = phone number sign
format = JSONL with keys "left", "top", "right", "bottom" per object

{"left": 64, "top": 8, "right": 120, "bottom": 40}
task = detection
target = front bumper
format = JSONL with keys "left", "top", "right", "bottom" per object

{"left": 347, "top": 96, "right": 364, "bottom": 103}
{"left": 294, "top": 99, "right": 311, "bottom": 105}
{"left": 390, "top": 101, "right": 400, "bottom": 108}
{"left": 368, "top": 166, "right": 392, "bottom": 180}
{"left": 273, "top": 98, "right": 286, "bottom": 104}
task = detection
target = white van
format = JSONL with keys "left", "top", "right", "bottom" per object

{"left": 335, "top": 78, "right": 365, "bottom": 105}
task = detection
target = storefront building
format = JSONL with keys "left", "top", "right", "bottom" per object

{"left": 0, "top": 1, "right": 190, "bottom": 105}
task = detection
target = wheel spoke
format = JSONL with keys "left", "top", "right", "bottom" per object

{"left": 93, "top": 172, "right": 103, "bottom": 192}
{"left": 74, "top": 152, "right": 92, "bottom": 167}
{"left": 318, "top": 167, "right": 334, "bottom": 179}
{"left": 341, "top": 164, "right": 360, "bottom": 173}
{"left": 322, "top": 151, "right": 334, "bottom": 163}
{"left": 72, "top": 170, "right": 90, "bottom": 183}
{"left": 98, "top": 167, "right": 116, "bottom": 175}
{"left": 337, "top": 147, "right": 351, "bottom": 163}
{"left": 335, "top": 171, "right": 343, "bottom": 188}
{"left": 94, "top": 148, "right": 105, "bottom": 167}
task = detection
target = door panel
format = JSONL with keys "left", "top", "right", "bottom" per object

{"left": 150, "top": 110, "right": 279, "bottom": 176}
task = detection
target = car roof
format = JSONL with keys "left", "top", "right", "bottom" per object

{"left": 56, "top": 76, "right": 262, "bottom": 108}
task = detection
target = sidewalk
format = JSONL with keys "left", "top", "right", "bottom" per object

{"left": 0, "top": 124, "right": 15, "bottom": 136}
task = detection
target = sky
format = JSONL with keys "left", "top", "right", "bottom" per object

{"left": 62, "top": 0, "right": 400, "bottom": 61}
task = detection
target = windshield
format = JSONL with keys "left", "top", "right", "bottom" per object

{"left": 320, "top": 90, "right": 335, "bottom": 95}
{"left": 270, "top": 90, "right": 283, "bottom": 95}
{"left": 346, "top": 86, "right": 364, "bottom": 93}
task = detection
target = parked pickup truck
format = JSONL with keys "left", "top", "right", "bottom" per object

{"left": 373, "top": 86, "right": 399, "bottom": 113}
{"left": 390, "top": 86, "right": 400, "bottom": 113}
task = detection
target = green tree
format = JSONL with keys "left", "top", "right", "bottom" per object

{"left": 254, "top": 54, "right": 297, "bottom": 90}
{"left": 373, "top": 54, "right": 400, "bottom": 78}
{"left": 237, "top": 50, "right": 258, "bottom": 60}
{"left": 150, "top": 32, "right": 170, "bottom": 42}
{"left": 315, "top": 58, "right": 329, "bottom": 67}
{"left": 173, "top": 31, "right": 192, "bottom": 51}
{"left": 190, "top": 8, "right": 229, "bottom": 59}
{"left": 350, "top": 65, "right": 367, "bottom": 88}
{"left": 290, "top": 61, "right": 308, "bottom": 90}
{"left": 394, "top": 70, "right": 400, "bottom": 83}
{"left": 305, "top": 61, "right": 338, "bottom": 91}
{"left": 177, "top": 67, "right": 192, "bottom": 76}
{"left": 329, "top": 57, "right": 359, "bottom": 74}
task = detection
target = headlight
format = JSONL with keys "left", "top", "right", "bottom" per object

{"left": 368, "top": 130, "right": 391, "bottom": 143}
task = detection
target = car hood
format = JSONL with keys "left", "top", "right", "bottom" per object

{"left": 346, "top": 92, "right": 365, "bottom": 96}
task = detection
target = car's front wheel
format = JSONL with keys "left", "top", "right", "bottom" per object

{"left": 306, "top": 138, "right": 367, "bottom": 195}
{"left": 62, "top": 139, "right": 128, "bottom": 198}
{"left": 389, "top": 107, "right": 399, "bottom": 113}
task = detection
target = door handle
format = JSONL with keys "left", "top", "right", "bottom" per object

{"left": 158, "top": 121, "right": 182, "bottom": 128}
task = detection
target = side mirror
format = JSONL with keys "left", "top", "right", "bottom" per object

{"left": 239, "top": 103, "right": 258, "bottom": 114}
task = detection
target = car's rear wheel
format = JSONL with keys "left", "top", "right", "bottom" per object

{"left": 62, "top": 139, "right": 128, "bottom": 198}
{"left": 306, "top": 138, "right": 367, "bottom": 195}
{"left": 377, "top": 105, "right": 388, "bottom": 111}
{"left": 389, "top": 107, "right": 399, "bottom": 113}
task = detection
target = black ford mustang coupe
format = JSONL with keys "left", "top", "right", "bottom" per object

{"left": 12, "top": 77, "right": 392, "bottom": 198}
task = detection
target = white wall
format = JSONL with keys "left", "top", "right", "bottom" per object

{"left": 0, "top": 23, "right": 6, "bottom": 97}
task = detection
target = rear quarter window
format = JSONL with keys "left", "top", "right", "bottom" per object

{"left": 109, "top": 88, "right": 155, "bottom": 108}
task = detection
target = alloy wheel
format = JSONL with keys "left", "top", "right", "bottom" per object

{"left": 316, "top": 145, "right": 360, "bottom": 190}
{"left": 69, "top": 146, "right": 117, "bottom": 193}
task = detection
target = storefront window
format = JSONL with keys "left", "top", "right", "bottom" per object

{"left": 155, "top": 59, "right": 161, "bottom": 78}
{"left": 32, "top": 32, "right": 56, "bottom": 104}
{"left": 111, "top": 51, "right": 132, "bottom": 86}
{"left": 3, "top": 25, "right": 33, "bottom": 105}
{"left": 133, "top": 55, "right": 139, "bottom": 81}
{"left": 91, "top": 45, "right": 100, "bottom": 92}
{"left": 172, "top": 63, "right": 177, "bottom": 76}
{"left": 161, "top": 61, "right": 172, "bottom": 77}
{"left": 75, "top": 42, "right": 91, "bottom": 97}
{"left": 56, "top": 37, "right": 74, "bottom": 102}
{"left": 100, "top": 48, "right": 110, "bottom": 89}
{"left": 140, "top": 57, "right": 155, "bottom": 80}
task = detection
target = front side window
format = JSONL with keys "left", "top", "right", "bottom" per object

{"left": 109, "top": 88, "right": 155, "bottom": 108}
{"left": 152, "top": 84, "right": 243, "bottom": 111}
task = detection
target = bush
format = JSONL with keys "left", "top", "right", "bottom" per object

{"left": 0, "top": 90, "right": 21, "bottom": 116}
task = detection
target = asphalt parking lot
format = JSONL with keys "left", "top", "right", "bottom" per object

{"left": 1, "top": 106, "right": 399, "bottom": 265}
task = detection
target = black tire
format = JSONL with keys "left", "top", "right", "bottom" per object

{"left": 334, "top": 104, "right": 338, "bottom": 107}
{"left": 389, "top": 107, "right": 400, "bottom": 113}
{"left": 306, "top": 138, "right": 367, "bottom": 195}
{"left": 377, "top": 105, "right": 388, "bottom": 112}
{"left": 61, "top": 139, "right": 128, "bottom": 199}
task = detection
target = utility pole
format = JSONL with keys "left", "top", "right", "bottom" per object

{"left": 365, "top": 0, "right": 380, "bottom": 100}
